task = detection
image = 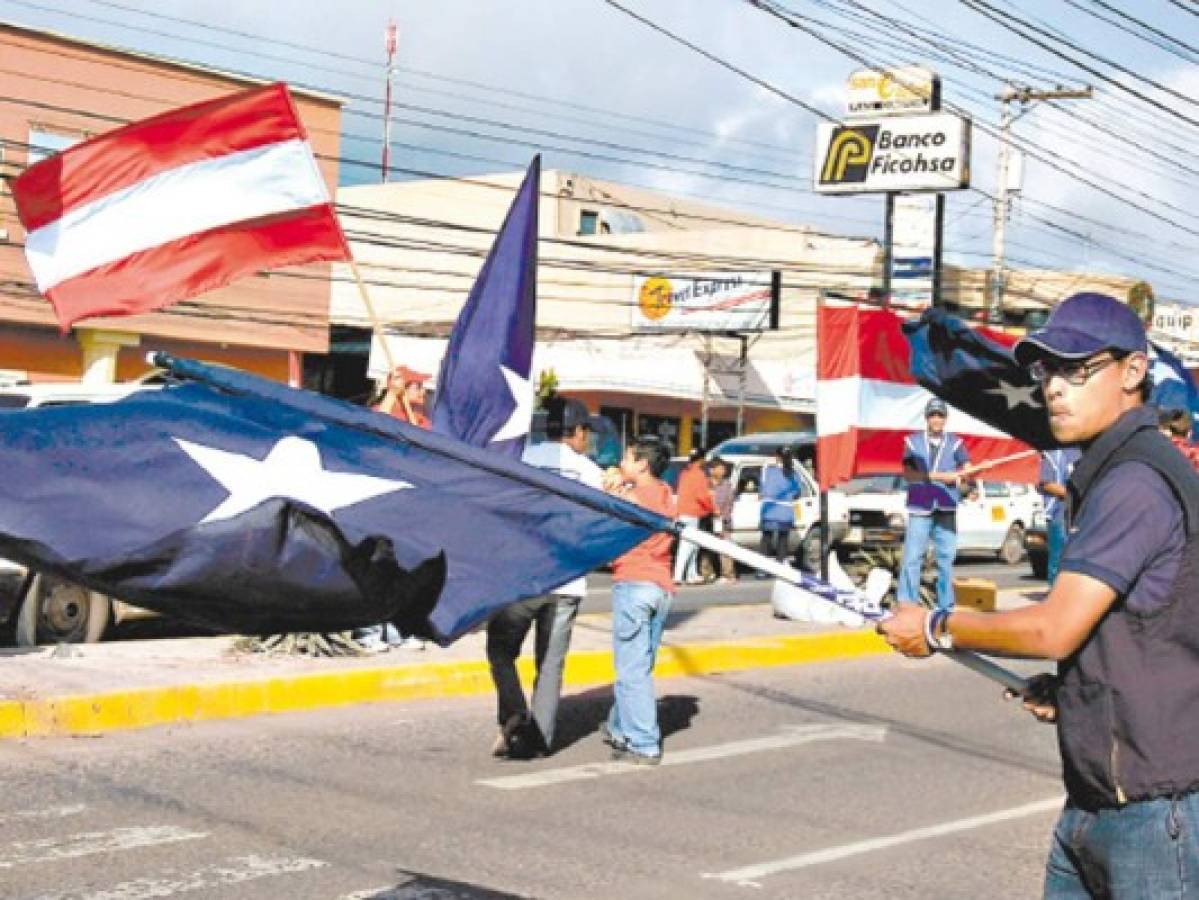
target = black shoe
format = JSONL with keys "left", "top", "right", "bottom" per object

{"left": 502, "top": 714, "right": 547, "bottom": 760}
{"left": 611, "top": 746, "right": 661, "bottom": 766}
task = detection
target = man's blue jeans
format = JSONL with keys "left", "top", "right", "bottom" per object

{"left": 897, "top": 510, "right": 957, "bottom": 610}
{"left": 1044, "top": 794, "right": 1199, "bottom": 898}
{"left": 607, "top": 581, "right": 672, "bottom": 757}
{"left": 1047, "top": 514, "right": 1068, "bottom": 586}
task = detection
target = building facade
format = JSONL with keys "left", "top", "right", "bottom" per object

{"left": 0, "top": 22, "right": 343, "bottom": 384}
{"left": 331, "top": 169, "right": 881, "bottom": 452}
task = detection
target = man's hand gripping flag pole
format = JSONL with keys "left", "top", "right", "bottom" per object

{"left": 676, "top": 526, "right": 1029, "bottom": 695}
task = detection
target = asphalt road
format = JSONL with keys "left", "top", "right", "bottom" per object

{"left": 0, "top": 654, "right": 1063, "bottom": 899}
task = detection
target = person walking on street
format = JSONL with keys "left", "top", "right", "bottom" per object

{"left": 602, "top": 436, "right": 676, "bottom": 765}
{"left": 485, "top": 398, "right": 604, "bottom": 759}
{"left": 898, "top": 398, "right": 970, "bottom": 610}
{"left": 879, "top": 292, "right": 1199, "bottom": 898}
{"left": 673, "top": 449, "right": 716, "bottom": 585}
{"left": 758, "top": 447, "right": 802, "bottom": 571}
{"left": 357, "top": 364, "right": 433, "bottom": 652}
{"left": 1038, "top": 447, "right": 1080, "bottom": 586}
{"left": 708, "top": 457, "right": 738, "bottom": 582}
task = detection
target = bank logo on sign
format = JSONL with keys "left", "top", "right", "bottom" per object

{"left": 820, "top": 125, "right": 878, "bottom": 185}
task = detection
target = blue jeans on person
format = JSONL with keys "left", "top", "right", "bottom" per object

{"left": 606, "top": 581, "right": 672, "bottom": 757}
{"left": 1044, "top": 793, "right": 1199, "bottom": 898}
{"left": 1047, "top": 514, "right": 1068, "bottom": 586}
{"left": 897, "top": 510, "right": 957, "bottom": 610}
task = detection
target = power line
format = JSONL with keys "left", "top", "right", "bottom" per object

{"left": 958, "top": 0, "right": 1199, "bottom": 125}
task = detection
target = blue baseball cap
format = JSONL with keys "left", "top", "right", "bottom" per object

{"left": 1014, "top": 292, "right": 1147, "bottom": 366}
{"left": 925, "top": 398, "right": 948, "bottom": 417}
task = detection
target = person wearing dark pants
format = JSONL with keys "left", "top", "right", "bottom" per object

{"left": 485, "top": 397, "right": 603, "bottom": 759}
{"left": 486, "top": 594, "right": 580, "bottom": 758}
{"left": 881, "top": 293, "right": 1199, "bottom": 897}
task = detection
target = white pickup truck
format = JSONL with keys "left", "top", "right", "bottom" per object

{"left": 840, "top": 473, "right": 1042, "bottom": 564}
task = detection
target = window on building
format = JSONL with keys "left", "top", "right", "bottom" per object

{"left": 578, "top": 209, "right": 599, "bottom": 236}
{"left": 28, "top": 128, "right": 82, "bottom": 165}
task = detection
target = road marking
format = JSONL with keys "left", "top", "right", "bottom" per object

{"left": 27, "top": 854, "right": 327, "bottom": 900}
{"left": 476, "top": 724, "right": 887, "bottom": 790}
{"left": 703, "top": 796, "right": 1064, "bottom": 887}
{"left": 0, "top": 825, "right": 207, "bottom": 869}
{"left": 0, "top": 804, "right": 86, "bottom": 826}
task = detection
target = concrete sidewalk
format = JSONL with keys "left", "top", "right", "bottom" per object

{"left": 0, "top": 588, "right": 1042, "bottom": 741}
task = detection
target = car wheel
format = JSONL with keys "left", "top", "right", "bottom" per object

{"left": 1029, "top": 550, "right": 1048, "bottom": 581}
{"left": 799, "top": 527, "right": 823, "bottom": 574}
{"left": 15, "top": 573, "right": 111, "bottom": 647}
{"left": 998, "top": 524, "right": 1026, "bottom": 566}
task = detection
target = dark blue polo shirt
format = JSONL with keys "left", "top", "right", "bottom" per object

{"left": 1060, "top": 460, "right": 1185, "bottom": 615}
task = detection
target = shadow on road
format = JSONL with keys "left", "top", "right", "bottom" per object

{"left": 552, "top": 688, "right": 700, "bottom": 754}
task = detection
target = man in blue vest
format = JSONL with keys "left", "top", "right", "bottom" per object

{"left": 880, "top": 292, "right": 1199, "bottom": 896}
{"left": 898, "top": 398, "right": 971, "bottom": 610}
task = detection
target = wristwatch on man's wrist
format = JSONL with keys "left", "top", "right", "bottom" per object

{"left": 924, "top": 608, "right": 954, "bottom": 651}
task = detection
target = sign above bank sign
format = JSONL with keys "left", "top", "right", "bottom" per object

{"left": 630, "top": 271, "right": 776, "bottom": 332}
{"left": 846, "top": 66, "right": 939, "bottom": 118}
{"left": 814, "top": 113, "right": 971, "bottom": 194}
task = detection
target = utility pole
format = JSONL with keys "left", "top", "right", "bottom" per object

{"left": 988, "top": 84, "right": 1092, "bottom": 324}
{"left": 381, "top": 20, "right": 398, "bottom": 183}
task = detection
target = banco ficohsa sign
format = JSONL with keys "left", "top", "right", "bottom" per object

{"left": 814, "top": 113, "right": 970, "bottom": 194}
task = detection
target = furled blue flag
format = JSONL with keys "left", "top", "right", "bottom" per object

{"left": 0, "top": 354, "right": 669, "bottom": 644}
{"left": 1150, "top": 342, "right": 1199, "bottom": 438}
{"left": 904, "top": 307, "right": 1057, "bottom": 450}
{"left": 432, "top": 155, "right": 539, "bottom": 458}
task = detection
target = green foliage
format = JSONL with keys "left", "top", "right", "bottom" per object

{"left": 536, "top": 368, "right": 559, "bottom": 407}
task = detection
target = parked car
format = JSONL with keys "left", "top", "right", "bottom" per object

{"left": 0, "top": 380, "right": 160, "bottom": 646}
{"left": 840, "top": 473, "right": 1042, "bottom": 565}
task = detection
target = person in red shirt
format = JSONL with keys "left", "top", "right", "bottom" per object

{"left": 601, "top": 436, "right": 676, "bottom": 765}
{"left": 1159, "top": 407, "right": 1199, "bottom": 470}
{"left": 375, "top": 365, "right": 431, "bottom": 429}
{"left": 673, "top": 449, "right": 717, "bottom": 585}
{"left": 358, "top": 363, "right": 433, "bottom": 653}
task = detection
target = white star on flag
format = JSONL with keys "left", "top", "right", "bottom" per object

{"left": 175, "top": 435, "right": 412, "bottom": 524}
{"left": 489, "top": 364, "right": 535, "bottom": 443}
{"left": 985, "top": 380, "right": 1041, "bottom": 412}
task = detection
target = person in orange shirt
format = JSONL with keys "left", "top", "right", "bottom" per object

{"left": 358, "top": 363, "right": 433, "bottom": 653}
{"left": 601, "top": 436, "right": 676, "bottom": 765}
{"left": 375, "top": 365, "right": 431, "bottom": 429}
{"left": 673, "top": 449, "right": 717, "bottom": 585}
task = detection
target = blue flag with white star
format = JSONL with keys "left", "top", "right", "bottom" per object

{"left": 1150, "top": 341, "right": 1199, "bottom": 439}
{"left": 432, "top": 155, "right": 539, "bottom": 458}
{"left": 904, "top": 307, "right": 1057, "bottom": 450}
{"left": 0, "top": 354, "right": 668, "bottom": 644}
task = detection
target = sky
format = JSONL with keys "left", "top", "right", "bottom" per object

{"left": 2, "top": 0, "right": 1196, "bottom": 305}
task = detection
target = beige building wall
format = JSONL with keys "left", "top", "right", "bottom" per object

{"left": 333, "top": 169, "right": 880, "bottom": 446}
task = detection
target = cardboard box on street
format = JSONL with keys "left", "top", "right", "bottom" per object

{"left": 954, "top": 577, "right": 997, "bottom": 612}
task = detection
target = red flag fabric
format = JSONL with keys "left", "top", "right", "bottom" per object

{"left": 12, "top": 83, "right": 350, "bottom": 330}
{"left": 816, "top": 300, "right": 1039, "bottom": 491}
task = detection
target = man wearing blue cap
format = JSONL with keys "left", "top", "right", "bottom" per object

{"left": 880, "top": 292, "right": 1199, "bottom": 896}
{"left": 898, "top": 396, "right": 971, "bottom": 610}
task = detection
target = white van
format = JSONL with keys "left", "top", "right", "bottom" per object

{"left": 0, "top": 381, "right": 159, "bottom": 646}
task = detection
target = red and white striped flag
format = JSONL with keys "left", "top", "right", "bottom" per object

{"left": 12, "top": 83, "right": 350, "bottom": 330}
{"left": 816, "top": 299, "right": 1039, "bottom": 491}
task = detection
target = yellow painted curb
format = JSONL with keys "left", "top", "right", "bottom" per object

{"left": 0, "top": 630, "right": 888, "bottom": 740}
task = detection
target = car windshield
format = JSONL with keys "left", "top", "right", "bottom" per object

{"left": 841, "top": 473, "right": 903, "bottom": 495}
{"left": 0, "top": 394, "right": 31, "bottom": 409}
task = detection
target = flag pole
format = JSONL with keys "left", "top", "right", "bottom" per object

{"left": 347, "top": 257, "right": 396, "bottom": 372}
{"left": 676, "top": 525, "right": 1029, "bottom": 694}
